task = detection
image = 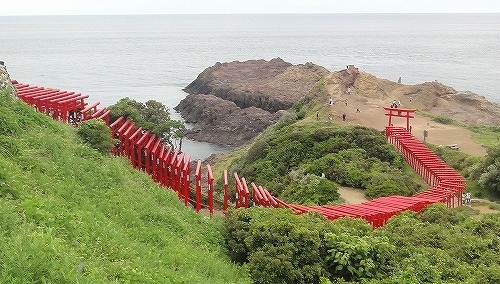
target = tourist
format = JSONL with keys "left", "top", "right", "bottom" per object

{"left": 342, "top": 113, "right": 346, "bottom": 121}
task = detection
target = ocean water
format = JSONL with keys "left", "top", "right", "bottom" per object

{"left": 1, "top": 14, "right": 499, "bottom": 158}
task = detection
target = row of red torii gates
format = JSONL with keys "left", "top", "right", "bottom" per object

{"left": 12, "top": 80, "right": 466, "bottom": 228}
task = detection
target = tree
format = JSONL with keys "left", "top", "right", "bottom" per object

{"left": 470, "top": 147, "right": 500, "bottom": 196}
{"left": 76, "top": 119, "right": 113, "bottom": 154}
{"left": 108, "top": 97, "right": 186, "bottom": 150}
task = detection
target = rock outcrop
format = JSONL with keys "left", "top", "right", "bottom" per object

{"left": 177, "top": 58, "right": 329, "bottom": 146}
{"left": 177, "top": 94, "right": 285, "bottom": 146}
{"left": 0, "top": 61, "right": 16, "bottom": 96}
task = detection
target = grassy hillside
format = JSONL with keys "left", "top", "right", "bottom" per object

{"left": 0, "top": 91, "right": 250, "bottom": 283}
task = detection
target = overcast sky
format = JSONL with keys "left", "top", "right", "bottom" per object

{"left": 2, "top": 0, "right": 500, "bottom": 16}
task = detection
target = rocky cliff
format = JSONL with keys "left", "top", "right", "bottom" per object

{"left": 177, "top": 58, "right": 329, "bottom": 146}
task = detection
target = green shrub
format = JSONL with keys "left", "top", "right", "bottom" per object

{"left": 246, "top": 140, "right": 269, "bottom": 164}
{"left": 419, "top": 203, "right": 465, "bottom": 224}
{"left": 281, "top": 171, "right": 340, "bottom": 205}
{"left": 223, "top": 208, "right": 253, "bottom": 264}
{"left": 432, "top": 115, "right": 455, "bottom": 125}
{"left": 247, "top": 225, "right": 324, "bottom": 284}
{"left": 324, "top": 233, "right": 395, "bottom": 281}
{"left": 76, "top": 119, "right": 113, "bottom": 154}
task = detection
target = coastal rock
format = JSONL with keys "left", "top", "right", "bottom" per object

{"left": 176, "top": 94, "right": 283, "bottom": 146}
{"left": 177, "top": 58, "right": 329, "bottom": 146}
{"left": 183, "top": 58, "right": 329, "bottom": 112}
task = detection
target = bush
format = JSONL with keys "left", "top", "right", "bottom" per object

{"left": 245, "top": 140, "right": 268, "bottom": 164}
{"left": 323, "top": 233, "right": 395, "bottom": 281}
{"left": 76, "top": 119, "right": 113, "bottom": 154}
{"left": 432, "top": 115, "right": 455, "bottom": 125}
{"left": 281, "top": 171, "right": 340, "bottom": 205}
{"left": 419, "top": 203, "right": 465, "bottom": 224}
{"left": 223, "top": 208, "right": 253, "bottom": 264}
{"left": 365, "top": 180, "right": 409, "bottom": 199}
{"left": 225, "top": 208, "right": 327, "bottom": 284}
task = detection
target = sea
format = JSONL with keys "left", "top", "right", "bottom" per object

{"left": 1, "top": 14, "right": 499, "bottom": 159}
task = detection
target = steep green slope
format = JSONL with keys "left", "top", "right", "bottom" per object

{"left": 0, "top": 91, "right": 250, "bottom": 283}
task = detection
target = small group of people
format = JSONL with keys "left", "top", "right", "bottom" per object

{"left": 390, "top": 100, "right": 401, "bottom": 108}
{"left": 462, "top": 192, "right": 472, "bottom": 204}
{"left": 69, "top": 109, "right": 83, "bottom": 126}
{"left": 319, "top": 112, "right": 347, "bottom": 122}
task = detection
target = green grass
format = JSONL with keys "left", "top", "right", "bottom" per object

{"left": 0, "top": 91, "right": 250, "bottom": 284}
{"left": 488, "top": 202, "right": 500, "bottom": 211}
{"left": 469, "top": 125, "right": 500, "bottom": 149}
{"left": 415, "top": 110, "right": 466, "bottom": 127}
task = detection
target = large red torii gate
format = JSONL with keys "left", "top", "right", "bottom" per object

{"left": 384, "top": 107, "right": 416, "bottom": 131}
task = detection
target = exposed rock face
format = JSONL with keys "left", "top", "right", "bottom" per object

{"left": 176, "top": 94, "right": 284, "bottom": 146}
{"left": 177, "top": 58, "right": 329, "bottom": 146}
{"left": 0, "top": 62, "right": 16, "bottom": 96}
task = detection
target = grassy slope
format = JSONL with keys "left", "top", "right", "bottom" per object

{"left": 0, "top": 91, "right": 250, "bottom": 284}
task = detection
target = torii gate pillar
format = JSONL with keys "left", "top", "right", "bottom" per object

{"left": 384, "top": 107, "right": 416, "bottom": 132}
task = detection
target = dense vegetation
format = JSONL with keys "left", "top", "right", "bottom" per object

{"left": 430, "top": 144, "right": 500, "bottom": 199}
{"left": 219, "top": 96, "right": 500, "bottom": 284}
{"left": 224, "top": 205, "right": 500, "bottom": 284}
{"left": 0, "top": 91, "right": 250, "bottom": 283}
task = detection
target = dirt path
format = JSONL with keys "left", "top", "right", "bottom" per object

{"left": 338, "top": 186, "right": 368, "bottom": 204}
{"left": 330, "top": 94, "right": 487, "bottom": 156}
{"left": 468, "top": 198, "right": 500, "bottom": 217}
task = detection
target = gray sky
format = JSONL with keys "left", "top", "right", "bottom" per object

{"left": 2, "top": 0, "right": 500, "bottom": 15}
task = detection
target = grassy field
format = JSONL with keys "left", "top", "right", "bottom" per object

{"left": 469, "top": 125, "right": 500, "bottom": 149}
{"left": 0, "top": 91, "right": 250, "bottom": 283}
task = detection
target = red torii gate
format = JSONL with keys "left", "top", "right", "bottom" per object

{"left": 384, "top": 107, "right": 416, "bottom": 131}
